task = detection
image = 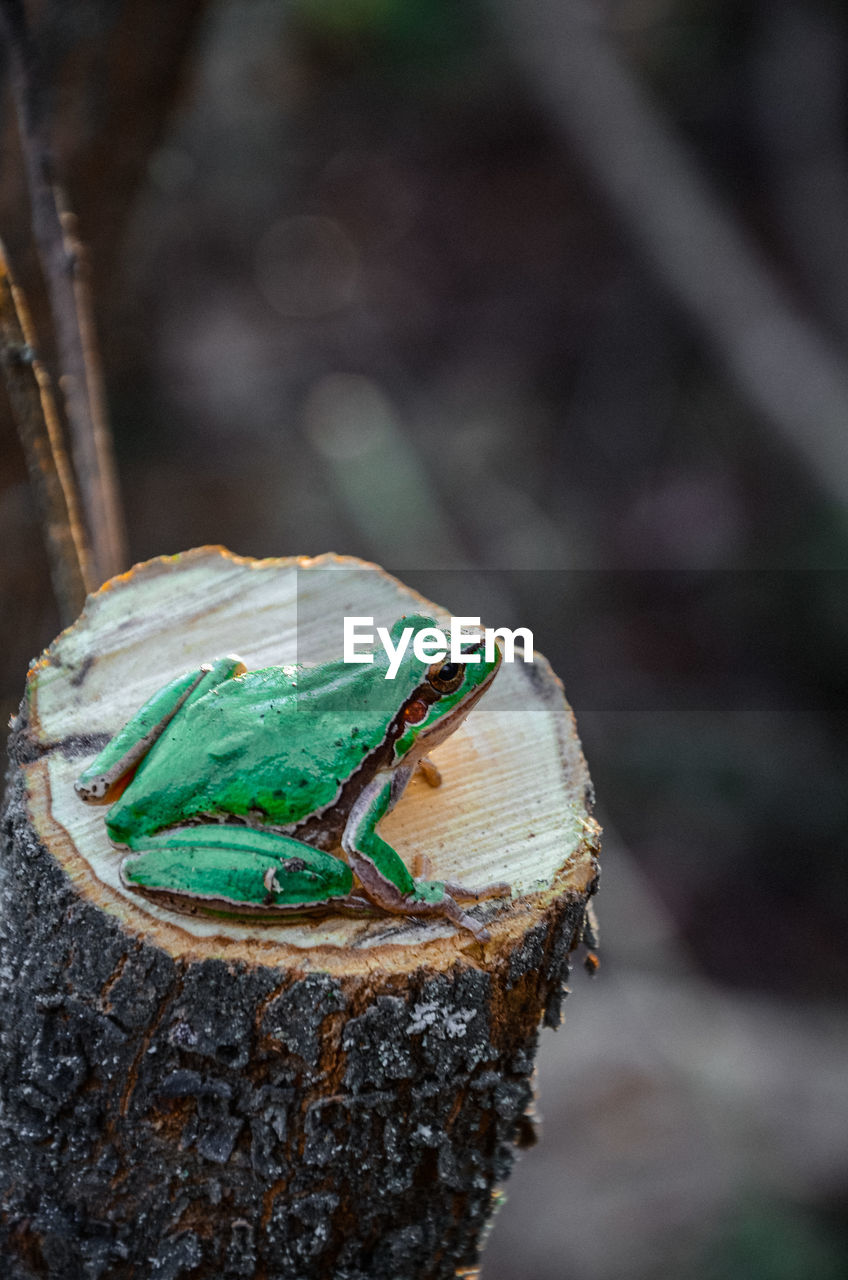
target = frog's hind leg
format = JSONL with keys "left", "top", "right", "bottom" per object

{"left": 75, "top": 656, "right": 246, "bottom": 802}
{"left": 342, "top": 774, "right": 509, "bottom": 941}
{"left": 121, "top": 824, "right": 353, "bottom": 916}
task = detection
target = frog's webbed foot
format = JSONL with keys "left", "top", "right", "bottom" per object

{"left": 120, "top": 824, "right": 352, "bottom": 917}
{"left": 404, "top": 870, "right": 511, "bottom": 937}
{"left": 405, "top": 874, "right": 512, "bottom": 939}
{"left": 402, "top": 883, "right": 500, "bottom": 941}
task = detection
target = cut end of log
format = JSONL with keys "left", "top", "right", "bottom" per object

{"left": 15, "top": 546, "right": 600, "bottom": 974}
{"left": 2, "top": 547, "right": 601, "bottom": 1277}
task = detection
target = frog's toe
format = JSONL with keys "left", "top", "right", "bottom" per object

{"left": 441, "top": 879, "right": 511, "bottom": 903}
{"left": 403, "top": 881, "right": 494, "bottom": 940}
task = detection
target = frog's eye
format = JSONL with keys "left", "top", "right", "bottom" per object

{"left": 427, "top": 659, "right": 465, "bottom": 694}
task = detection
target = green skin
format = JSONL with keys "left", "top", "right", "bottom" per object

{"left": 75, "top": 616, "right": 507, "bottom": 939}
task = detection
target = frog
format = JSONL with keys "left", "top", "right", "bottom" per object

{"left": 75, "top": 615, "right": 509, "bottom": 939}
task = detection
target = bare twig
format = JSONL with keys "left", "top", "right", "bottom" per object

{"left": 58, "top": 204, "right": 125, "bottom": 573}
{"left": 498, "top": 0, "right": 848, "bottom": 506}
{"left": 0, "top": 0, "right": 126, "bottom": 584}
{"left": 0, "top": 240, "right": 93, "bottom": 621}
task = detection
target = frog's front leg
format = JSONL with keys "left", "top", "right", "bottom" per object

{"left": 120, "top": 824, "right": 353, "bottom": 915}
{"left": 341, "top": 774, "right": 509, "bottom": 941}
{"left": 75, "top": 656, "right": 246, "bottom": 802}
{"left": 416, "top": 757, "right": 442, "bottom": 788}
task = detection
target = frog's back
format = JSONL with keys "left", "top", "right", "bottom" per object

{"left": 106, "top": 659, "right": 411, "bottom": 842}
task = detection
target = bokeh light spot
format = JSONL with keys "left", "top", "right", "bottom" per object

{"left": 255, "top": 215, "right": 359, "bottom": 317}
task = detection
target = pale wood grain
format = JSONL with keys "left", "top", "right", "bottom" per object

{"left": 24, "top": 546, "right": 598, "bottom": 967}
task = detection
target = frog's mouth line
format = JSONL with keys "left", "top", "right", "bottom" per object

{"left": 406, "top": 646, "right": 500, "bottom": 759}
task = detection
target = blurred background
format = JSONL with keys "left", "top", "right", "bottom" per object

{"left": 2, "top": 0, "right": 847, "bottom": 1275}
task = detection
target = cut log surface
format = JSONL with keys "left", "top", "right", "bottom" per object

{"left": 0, "top": 547, "right": 600, "bottom": 1280}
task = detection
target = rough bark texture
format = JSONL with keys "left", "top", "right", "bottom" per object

{"left": 0, "top": 549, "right": 600, "bottom": 1279}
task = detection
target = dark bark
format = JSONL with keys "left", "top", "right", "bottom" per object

{"left": 0, "top": 240, "right": 93, "bottom": 619}
{"left": 0, "top": 548, "right": 600, "bottom": 1277}
{"left": 0, "top": 761, "right": 597, "bottom": 1280}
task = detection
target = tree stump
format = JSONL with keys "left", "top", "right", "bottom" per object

{"left": 0, "top": 547, "right": 600, "bottom": 1280}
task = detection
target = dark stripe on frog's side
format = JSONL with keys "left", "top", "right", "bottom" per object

{"left": 288, "top": 675, "right": 441, "bottom": 848}
{"left": 291, "top": 660, "right": 492, "bottom": 850}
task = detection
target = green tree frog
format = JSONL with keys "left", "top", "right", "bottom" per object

{"left": 75, "top": 616, "right": 508, "bottom": 939}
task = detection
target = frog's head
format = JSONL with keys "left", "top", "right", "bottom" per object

{"left": 389, "top": 615, "right": 502, "bottom": 766}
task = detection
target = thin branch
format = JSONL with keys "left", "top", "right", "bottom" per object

{"left": 498, "top": 0, "right": 848, "bottom": 507}
{"left": 0, "top": 239, "right": 94, "bottom": 621}
{"left": 0, "top": 0, "right": 126, "bottom": 585}
{"left": 58, "top": 204, "right": 125, "bottom": 574}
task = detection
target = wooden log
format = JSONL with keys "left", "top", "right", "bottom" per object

{"left": 0, "top": 547, "right": 600, "bottom": 1279}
